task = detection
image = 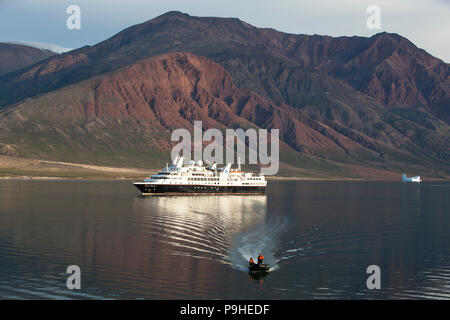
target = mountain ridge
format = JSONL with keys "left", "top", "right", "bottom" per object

{"left": 1, "top": 11, "right": 448, "bottom": 120}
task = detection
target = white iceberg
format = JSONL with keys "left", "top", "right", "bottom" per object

{"left": 402, "top": 174, "right": 421, "bottom": 183}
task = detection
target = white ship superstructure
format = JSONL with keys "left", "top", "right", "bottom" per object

{"left": 133, "top": 157, "right": 267, "bottom": 195}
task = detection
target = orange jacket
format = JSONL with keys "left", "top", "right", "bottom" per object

{"left": 258, "top": 254, "right": 264, "bottom": 260}
{"left": 249, "top": 258, "right": 254, "bottom": 264}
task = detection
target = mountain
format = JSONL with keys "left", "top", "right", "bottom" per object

{"left": 0, "top": 12, "right": 448, "bottom": 178}
{"left": 1, "top": 12, "right": 448, "bottom": 121}
{"left": 0, "top": 43, "right": 57, "bottom": 76}
{"left": 0, "top": 52, "right": 342, "bottom": 176}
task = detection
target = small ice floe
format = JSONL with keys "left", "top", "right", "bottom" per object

{"left": 402, "top": 174, "right": 421, "bottom": 183}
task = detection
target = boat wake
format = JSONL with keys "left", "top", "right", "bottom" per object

{"left": 228, "top": 214, "right": 287, "bottom": 272}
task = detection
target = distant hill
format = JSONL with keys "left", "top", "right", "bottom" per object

{"left": 0, "top": 12, "right": 448, "bottom": 178}
{"left": 0, "top": 43, "right": 57, "bottom": 77}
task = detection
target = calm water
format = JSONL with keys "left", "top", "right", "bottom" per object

{"left": 0, "top": 180, "right": 449, "bottom": 299}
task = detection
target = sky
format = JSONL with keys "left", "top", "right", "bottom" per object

{"left": 0, "top": 0, "right": 449, "bottom": 62}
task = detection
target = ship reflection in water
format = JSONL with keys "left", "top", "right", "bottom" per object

{"left": 135, "top": 195, "right": 270, "bottom": 264}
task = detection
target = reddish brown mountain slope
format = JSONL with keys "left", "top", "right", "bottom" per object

{"left": 326, "top": 33, "right": 450, "bottom": 122}
{"left": 0, "top": 52, "right": 448, "bottom": 177}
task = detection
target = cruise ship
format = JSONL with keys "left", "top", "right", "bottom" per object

{"left": 133, "top": 157, "right": 267, "bottom": 195}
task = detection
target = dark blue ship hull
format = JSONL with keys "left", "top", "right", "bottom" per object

{"left": 133, "top": 183, "right": 266, "bottom": 195}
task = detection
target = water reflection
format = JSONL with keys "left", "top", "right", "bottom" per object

{"left": 140, "top": 195, "right": 267, "bottom": 230}
{"left": 134, "top": 195, "right": 268, "bottom": 266}
{"left": 134, "top": 194, "right": 283, "bottom": 290}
